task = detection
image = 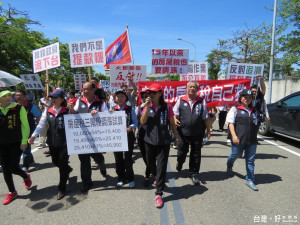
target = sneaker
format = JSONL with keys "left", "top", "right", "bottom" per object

{"left": 23, "top": 173, "right": 32, "bottom": 189}
{"left": 129, "top": 181, "right": 135, "bottom": 188}
{"left": 3, "top": 192, "right": 18, "bottom": 205}
{"left": 155, "top": 195, "right": 164, "bottom": 208}
{"left": 246, "top": 181, "right": 258, "bottom": 191}
{"left": 190, "top": 176, "right": 200, "bottom": 185}
{"left": 116, "top": 181, "right": 124, "bottom": 187}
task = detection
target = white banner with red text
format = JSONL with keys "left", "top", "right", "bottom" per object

{"left": 64, "top": 111, "right": 128, "bottom": 155}
{"left": 32, "top": 42, "right": 60, "bottom": 73}
{"left": 138, "top": 79, "right": 251, "bottom": 107}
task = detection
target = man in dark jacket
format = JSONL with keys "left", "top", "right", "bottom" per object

{"left": 173, "top": 81, "right": 211, "bottom": 185}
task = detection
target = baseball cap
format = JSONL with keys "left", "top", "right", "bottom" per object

{"left": 49, "top": 89, "right": 65, "bottom": 98}
{"left": 148, "top": 83, "right": 162, "bottom": 92}
{"left": 240, "top": 89, "right": 253, "bottom": 97}
{"left": 0, "top": 90, "right": 15, "bottom": 98}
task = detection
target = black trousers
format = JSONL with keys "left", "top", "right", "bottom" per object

{"left": 0, "top": 142, "right": 27, "bottom": 193}
{"left": 137, "top": 128, "right": 151, "bottom": 178}
{"left": 49, "top": 146, "right": 72, "bottom": 192}
{"left": 177, "top": 135, "right": 203, "bottom": 176}
{"left": 113, "top": 133, "right": 135, "bottom": 182}
{"left": 78, "top": 153, "right": 105, "bottom": 185}
{"left": 219, "top": 111, "right": 228, "bottom": 130}
{"left": 145, "top": 142, "right": 170, "bottom": 196}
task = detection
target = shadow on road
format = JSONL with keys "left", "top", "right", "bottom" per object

{"left": 23, "top": 176, "right": 87, "bottom": 213}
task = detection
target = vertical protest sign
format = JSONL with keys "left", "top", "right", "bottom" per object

{"left": 180, "top": 62, "right": 208, "bottom": 81}
{"left": 32, "top": 42, "right": 61, "bottom": 95}
{"left": 151, "top": 49, "right": 189, "bottom": 74}
{"left": 69, "top": 38, "right": 106, "bottom": 81}
{"left": 110, "top": 65, "right": 146, "bottom": 90}
{"left": 74, "top": 74, "right": 87, "bottom": 90}
{"left": 227, "top": 62, "right": 264, "bottom": 86}
{"left": 20, "top": 74, "right": 44, "bottom": 90}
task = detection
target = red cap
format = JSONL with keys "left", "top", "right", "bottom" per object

{"left": 149, "top": 83, "right": 162, "bottom": 92}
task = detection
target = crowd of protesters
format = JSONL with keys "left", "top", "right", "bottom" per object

{"left": 0, "top": 74, "right": 267, "bottom": 207}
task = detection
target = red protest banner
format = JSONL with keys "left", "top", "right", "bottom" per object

{"left": 138, "top": 79, "right": 251, "bottom": 107}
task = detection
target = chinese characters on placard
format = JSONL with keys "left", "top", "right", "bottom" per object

{"left": 227, "top": 62, "right": 264, "bottom": 86}
{"left": 151, "top": 49, "right": 189, "bottom": 74}
{"left": 180, "top": 62, "right": 208, "bottom": 81}
{"left": 20, "top": 74, "right": 44, "bottom": 90}
{"left": 110, "top": 65, "right": 146, "bottom": 89}
{"left": 69, "top": 38, "right": 106, "bottom": 68}
{"left": 63, "top": 112, "right": 128, "bottom": 155}
{"left": 32, "top": 42, "right": 60, "bottom": 73}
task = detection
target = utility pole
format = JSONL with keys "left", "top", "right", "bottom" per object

{"left": 268, "top": 0, "right": 277, "bottom": 104}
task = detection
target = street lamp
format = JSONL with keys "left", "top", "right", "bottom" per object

{"left": 177, "top": 38, "right": 197, "bottom": 61}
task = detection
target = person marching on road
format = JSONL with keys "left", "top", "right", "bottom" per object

{"left": 0, "top": 90, "right": 32, "bottom": 205}
{"left": 226, "top": 89, "right": 260, "bottom": 191}
{"left": 15, "top": 90, "right": 41, "bottom": 172}
{"left": 68, "top": 82, "right": 108, "bottom": 193}
{"left": 28, "top": 89, "right": 73, "bottom": 200}
{"left": 112, "top": 89, "right": 138, "bottom": 188}
{"left": 140, "top": 83, "right": 179, "bottom": 208}
{"left": 173, "top": 80, "right": 211, "bottom": 185}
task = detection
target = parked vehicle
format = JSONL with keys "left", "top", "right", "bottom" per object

{"left": 259, "top": 91, "right": 300, "bottom": 141}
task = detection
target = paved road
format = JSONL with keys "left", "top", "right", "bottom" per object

{"left": 1, "top": 123, "right": 299, "bottom": 225}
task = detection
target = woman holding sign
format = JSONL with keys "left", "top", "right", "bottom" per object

{"left": 140, "top": 83, "right": 179, "bottom": 208}
{"left": 28, "top": 89, "right": 73, "bottom": 200}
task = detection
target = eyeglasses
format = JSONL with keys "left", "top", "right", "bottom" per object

{"left": 141, "top": 95, "right": 148, "bottom": 98}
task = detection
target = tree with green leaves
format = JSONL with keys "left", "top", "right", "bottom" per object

{"left": 277, "top": 0, "right": 300, "bottom": 76}
{"left": 0, "top": 3, "right": 50, "bottom": 75}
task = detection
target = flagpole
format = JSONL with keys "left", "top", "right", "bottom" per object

{"left": 126, "top": 24, "right": 134, "bottom": 65}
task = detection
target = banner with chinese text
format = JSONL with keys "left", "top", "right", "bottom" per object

{"left": 110, "top": 64, "right": 146, "bottom": 89}
{"left": 64, "top": 111, "right": 128, "bottom": 155}
{"left": 138, "top": 79, "right": 251, "bottom": 107}
{"left": 227, "top": 62, "right": 264, "bottom": 86}
{"left": 32, "top": 42, "right": 60, "bottom": 73}
{"left": 180, "top": 62, "right": 208, "bottom": 81}
{"left": 151, "top": 49, "right": 189, "bottom": 74}
{"left": 20, "top": 74, "right": 44, "bottom": 90}
{"left": 69, "top": 38, "right": 105, "bottom": 68}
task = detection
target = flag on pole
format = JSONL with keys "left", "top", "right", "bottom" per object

{"left": 104, "top": 30, "right": 132, "bottom": 69}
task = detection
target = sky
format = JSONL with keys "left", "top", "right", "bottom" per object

{"left": 4, "top": 0, "right": 276, "bottom": 73}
